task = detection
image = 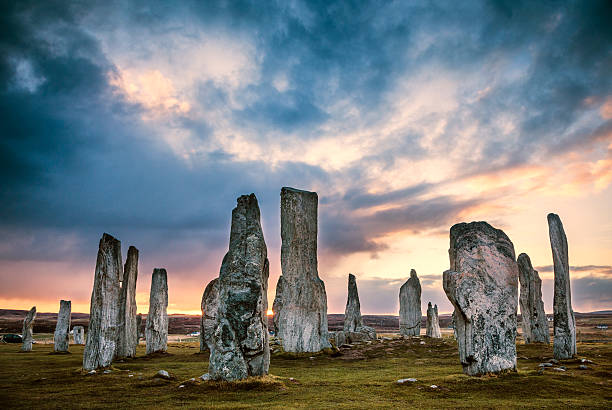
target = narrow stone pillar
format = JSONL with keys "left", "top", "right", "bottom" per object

{"left": 73, "top": 326, "right": 85, "bottom": 345}
{"left": 517, "top": 253, "right": 550, "bottom": 344}
{"left": 200, "top": 278, "right": 219, "bottom": 352}
{"left": 426, "top": 302, "right": 441, "bottom": 338}
{"left": 54, "top": 300, "right": 71, "bottom": 352}
{"left": 117, "top": 246, "right": 139, "bottom": 358}
{"left": 343, "top": 274, "right": 376, "bottom": 342}
{"left": 21, "top": 306, "right": 36, "bottom": 352}
{"left": 399, "top": 269, "right": 421, "bottom": 336}
{"left": 146, "top": 268, "right": 168, "bottom": 354}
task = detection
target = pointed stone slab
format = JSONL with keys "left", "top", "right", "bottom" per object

{"left": 548, "top": 213, "right": 576, "bottom": 359}
{"left": 21, "top": 306, "right": 36, "bottom": 352}
{"left": 426, "top": 302, "right": 441, "bottom": 338}
{"left": 343, "top": 274, "right": 376, "bottom": 342}
{"left": 200, "top": 278, "right": 219, "bottom": 352}
{"left": 273, "top": 187, "right": 330, "bottom": 352}
{"left": 209, "top": 194, "right": 270, "bottom": 381}
{"left": 146, "top": 268, "right": 168, "bottom": 354}
{"left": 83, "top": 233, "right": 122, "bottom": 370}
{"left": 54, "top": 300, "right": 71, "bottom": 352}
{"left": 443, "top": 221, "right": 518, "bottom": 376}
{"left": 117, "top": 246, "right": 139, "bottom": 359}
{"left": 399, "top": 269, "right": 421, "bottom": 336}
{"left": 518, "top": 253, "right": 549, "bottom": 344}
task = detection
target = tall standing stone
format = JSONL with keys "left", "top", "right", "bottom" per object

{"left": 73, "top": 326, "right": 85, "bottom": 345}
{"left": 342, "top": 274, "right": 376, "bottom": 341}
{"left": 117, "top": 246, "right": 139, "bottom": 359}
{"left": 426, "top": 302, "right": 441, "bottom": 338}
{"left": 443, "top": 221, "right": 518, "bottom": 376}
{"left": 209, "top": 194, "right": 270, "bottom": 381}
{"left": 200, "top": 278, "right": 219, "bottom": 352}
{"left": 136, "top": 314, "right": 143, "bottom": 343}
{"left": 146, "top": 268, "right": 168, "bottom": 354}
{"left": 54, "top": 300, "right": 71, "bottom": 352}
{"left": 399, "top": 269, "right": 421, "bottom": 336}
{"left": 20, "top": 306, "right": 36, "bottom": 352}
{"left": 273, "top": 187, "right": 331, "bottom": 352}
{"left": 548, "top": 213, "right": 576, "bottom": 359}
{"left": 83, "top": 233, "right": 122, "bottom": 370}
{"left": 517, "top": 253, "right": 549, "bottom": 344}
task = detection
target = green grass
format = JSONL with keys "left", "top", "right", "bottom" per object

{"left": 1, "top": 337, "right": 610, "bottom": 409}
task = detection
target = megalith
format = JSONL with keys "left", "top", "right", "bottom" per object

{"left": 517, "top": 253, "right": 549, "bottom": 344}
{"left": 21, "top": 306, "right": 36, "bottom": 352}
{"left": 117, "top": 246, "right": 139, "bottom": 359}
{"left": 73, "top": 326, "right": 85, "bottom": 345}
{"left": 443, "top": 221, "right": 518, "bottom": 376}
{"left": 548, "top": 213, "right": 576, "bottom": 359}
{"left": 209, "top": 194, "right": 270, "bottom": 381}
{"left": 426, "top": 302, "right": 441, "bottom": 338}
{"left": 146, "top": 268, "right": 168, "bottom": 354}
{"left": 343, "top": 274, "right": 376, "bottom": 342}
{"left": 200, "top": 278, "right": 219, "bottom": 352}
{"left": 83, "top": 233, "right": 122, "bottom": 370}
{"left": 54, "top": 300, "right": 71, "bottom": 352}
{"left": 273, "top": 187, "right": 331, "bottom": 352}
{"left": 399, "top": 269, "right": 421, "bottom": 336}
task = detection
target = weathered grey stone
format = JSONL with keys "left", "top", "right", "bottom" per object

{"left": 426, "top": 302, "right": 441, "bottom": 338}
{"left": 146, "top": 268, "right": 168, "bottom": 354}
{"left": 54, "top": 300, "right": 71, "bottom": 352}
{"left": 73, "top": 326, "right": 85, "bottom": 345}
{"left": 518, "top": 253, "right": 550, "bottom": 344}
{"left": 200, "top": 278, "right": 219, "bottom": 352}
{"left": 21, "top": 306, "right": 36, "bottom": 352}
{"left": 548, "top": 213, "right": 576, "bottom": 359}
{"left": 209, "top": 194, "right": 270, "bottom": 381}
{"left": 136, "top": 314, "right": 143, "bottom": 343}
{"left": 117, "top": 246, "right": 139, "bottom": 358}
{"left": 399, "top": 269, "right": 421, "bottom": 336}
{"left": 443, "top": 221, "right": 518, "bottom": 376}
{"left": 273, "top": 187, "right": 331, "bottom": 352}
{"left": 451, "top": 311, "right": 457, "bottom": 340}
{"left": 334, "top": 331, "right": 346, "bottom": 347}
{"left": 343, "top": 274, "right": 376, "bottom": 342}
{"left": 83, "top": 233, "right": 122, "bottom": 370}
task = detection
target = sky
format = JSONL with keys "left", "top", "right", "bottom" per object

{"left": 1, "top": 0, "right": 611, "bottom": 316}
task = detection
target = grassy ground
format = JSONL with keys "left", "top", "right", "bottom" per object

{"left": 1, "top": 336, "right": 610, "bottom": 409}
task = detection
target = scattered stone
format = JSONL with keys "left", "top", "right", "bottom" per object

{"left": 549, "top": 359, "right": 559, "bottom": 364}
{"left": 273, "top": 187, "right": 331, "bottom": 352}
{"left": 199, "top": 373, "right": 211, "bottom": 381}
{"left": 578, "top": 365, "right": 588, "bottom": 370}
{"left": 146, "top": 268, "right": 168, "bottom": 354}
{"left": 539, "top": 363, "right": 553, "bottom": 367}
{"left": 517, "top": 253, "right": 550, "bottom": 344}
{"left": 443, "top": 221, "right": 518, "bottom": 376}
{"left": 128, "top": 374, "right": 134, "bottom": 377}
{"left": 21, "top": 306, "right": 36, "bottom": 352}
{"left": 117, "top": 246, "right": 139, "bottom": 359}
{"left": 156, "top": 370, "right": 170, "bottom": 379}
{"left": 430, "top": 385, "right": 438, "bottom": 389}
{"left": 399, "top": 269, "right": 422, "bottom": 337}
{"left": 73, "top": 326, "right": 85, "bottom": 345}
{"left": 426, "top": 302, "right": 441, "bottom": 338}
{"left": 552, "top": 367, "right": 566, "bottom": 372}
{"left": 83, "top": 234, "right": 122, "bottom": 370}
{"left": 581, "top": 358, "right": 593, "bottom": 364}
{"left": 419, "top": 341, "right": 425, "bottom": 345}
{"left": 548, "top": 213, "right": 577, "bottom": 360}
{"left": 209, "top": 194, "right": 270, "bottom": 381}
{"left": 397, "top": 378, "right": 417, "bottom": 384}
{"left": 343, "top": 274, "right": 377, "bottom": 342}
{"left": 200, "top": 278, "right": 219, "bottom": 352}
{"left": 53, "top": 300, "right": 71, "bottom": 352}
{"left": 178, "top": 385, "right": 185, "bottom": 388}
{"left": 103, "top": 370, "right": 112, "bottom": 374}
{"left": 86, "top": 370, "right": 96, "bottom": 376}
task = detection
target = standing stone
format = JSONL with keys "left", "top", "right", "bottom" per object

{"left": 116, "top": 246, "right": 139, "bottom": 359}
{"left": 399, "top": 269, "right": 421, "bottom": 336}
{"left": 273, "top": 187, "right": 331, "bottom": 352}
{"left": 54, "top": 300, "right": 71, "bottom": 352}
{"left": 73, "top": 326, "right": 85, "bottom": 345}
{"left": 426, "top": 302, "right": 441, "bottom": 338}
{"left": 548, "top": 213, "right": 576, "bottom": 359}
{"left": 343, "top": 274, "right": 376, "bottom": 341}
{"left": 136, "top": 314, "right": 143, "bottom": 343}
{"left": 443, "top": 221, "right": 518, "bottom": 376}
{"left": 146, "top": 268, "right": 168, "bottom": 354}
{"left": 20, "top": 306, "right": 36, "bottom": 352}
{"left": 200, "top": 278, "right": 219, "bottom": 352}
{"left": 83, "top": 233, "right": 122, "bottom": 370}
{"left": 209, "top": 194, "right": 270, "bottom": 381}
{"left": 517, "top": 253, "right": 550, "bottom": 344}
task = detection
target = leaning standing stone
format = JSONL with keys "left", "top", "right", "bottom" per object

{"left": 83, "top": 233, "right": 122, "bottom": 370}
{"left": 426, "top": 302, "right": 441, "bottom": 338}
{"left": 517, "top": 253, "right": 549, "bottom": 344}
{"left": 200, "top": 278, "right": 219, "bottom": 352}
{"left": 399, "top": 269, "right": 421, "bottom": 336}
{"left": 73, "top": 326, "right": 85, "bottom": 345}
{"left": 146, "top": 268, "right": 168, "bottom": 354}
{"left": 209, "top": 194, "right": 270, "bottom": 381}
{"left": 443, "top": 221, "right": 518, "bottom": 376}
{"left": 117, "top": 246, "right": 139, "bottom": 359}
{"left": 273, "top": 187, "right": 331, "bottom": 352}
{"left": 548, "top": 213, "right": 576, "bottom": 359}
{"left": 54, "top": 300, "right": 71, "bottom": 352}
{"left": 21, "top": 306, "right": 36, "bottom": 352}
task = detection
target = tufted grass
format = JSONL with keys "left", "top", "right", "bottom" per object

{"left": 0, "top": 336, "right": 611, "bottom": 409}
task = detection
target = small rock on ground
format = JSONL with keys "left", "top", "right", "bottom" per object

{"left": 397, "top": 378, "right": 417, "bottom": 384}
{"left": 199, "top": 373, "right": 211, "bottom": 381}
{"left": 156, "top": 370, "right": 170, "bottom": 379}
